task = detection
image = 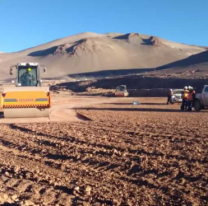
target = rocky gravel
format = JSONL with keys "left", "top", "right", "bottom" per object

{"left": 0, "top": 97, "right": 207, "bottom": 206}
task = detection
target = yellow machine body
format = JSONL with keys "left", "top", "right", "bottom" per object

{"left": 115, "top": 91, "right": 129, "bottom": 97}
{"left": 1, "top": 91, "right": 50, "bottom": 109}
{"left": 0, "top": 87, "right": 51, "bottom": 118}
{"left": 0, "top": 63, "right": 51, "bottom": 118}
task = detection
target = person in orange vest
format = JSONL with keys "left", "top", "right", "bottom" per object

{"left": 187, "top": 87, "right": 195, "bottom": 111}
{"left": 181, "top": 86, "right": 189, "bottom": 110}
{"left": 167, "top": 89, "right": 173, "bottom": 104}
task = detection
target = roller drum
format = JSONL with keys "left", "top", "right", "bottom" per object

{"left": 4, "top": 108, "right": 49, "bottom": 118}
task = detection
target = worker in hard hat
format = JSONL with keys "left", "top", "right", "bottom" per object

{"left": 187, "top": 87, "right": 195, "bottom": 111}
{"left": 167, "top": 89, "right": 173, "bottom": 104}
{"left": 181, "top": 86, "right": 189, "bottom": 110}
{"left": 20, "top": 68, "right": 35, "bottom": 86}
{"left": 188, "top": 86, "right": 194, "bottom": 91}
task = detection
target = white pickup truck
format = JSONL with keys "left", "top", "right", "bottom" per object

{"left": 194, "top": 85, "right": 208, "bottom": 111}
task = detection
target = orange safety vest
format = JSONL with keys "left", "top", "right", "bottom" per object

{"left": 183, "top": 90, "right": 189, "bottom": 99}
{"left": 188, "top": 91, "right": 195, "bottom": 101}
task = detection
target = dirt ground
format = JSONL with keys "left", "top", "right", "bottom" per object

{"left": 0, "top": 95, "right": 207, "bottom": 206}
{"left": 0, "top": 92, "right": 116, "bottom": 123}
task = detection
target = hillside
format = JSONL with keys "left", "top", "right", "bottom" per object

{"left": 0, "top": 32, "right": 206, "bottom": 80}
{"left": 54, "top": 51, "right": 208, "bottom": 94}
{"left": 143, "top": 50, "right": 208, "bottom": 79}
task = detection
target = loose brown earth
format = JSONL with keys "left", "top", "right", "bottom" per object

{"left": 0, "top": 95, "right": 207, "bottom": 206}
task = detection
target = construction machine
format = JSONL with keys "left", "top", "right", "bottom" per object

{"left": 115, "top": 85, "right": 129, "bottom": 97}
{"left": 0, "top": 63, "right": 51, "bottom": 118}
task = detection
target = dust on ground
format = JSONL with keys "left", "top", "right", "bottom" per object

{"left": 0, "top": 96, "right": 207, "bottom": 206}
{"left": 0, "top": 91, "right": 116, "bottom": 123}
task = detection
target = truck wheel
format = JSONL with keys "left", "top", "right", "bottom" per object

{"left": 194, "top": 100, "right": 202, "bottom": 111}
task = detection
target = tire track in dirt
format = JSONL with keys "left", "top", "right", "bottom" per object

{"left": 0, "top": 97, "right": 207, "bottom": 205}
{"left": 0, "top": 124, "right": 137, "bottom": 204}
{"left": 0, "top": 95, "right": 117, "bottom": 124}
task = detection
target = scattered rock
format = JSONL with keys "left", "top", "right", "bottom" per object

{"left": 85, "top": 186, "right": 92, "bottom": 196}
{"left": 11, "top": 194, "right": 18, "bottom": 201}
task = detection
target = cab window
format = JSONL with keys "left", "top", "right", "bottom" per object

{"left": 18, "top": 67, "right": 38, "bottom": 86}
{"left": 204, "top": 86, "right": 208, "bottom": 93}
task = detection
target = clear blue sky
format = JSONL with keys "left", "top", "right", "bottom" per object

{"left": 0, "top": 0, "right": 207, "bottom": 52}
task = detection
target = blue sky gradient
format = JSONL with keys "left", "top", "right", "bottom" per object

{"left": 0, "top": 0, "right": 207, "bottom": 52}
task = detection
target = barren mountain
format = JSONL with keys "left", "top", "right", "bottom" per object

{"left": 54, "top": 51, "right": 208, "bottom": 94}
{"left": 143, "top": 50, "right": 208, "bottom": 79}
{"left": 0, "top": 32, "right": 206, "bottom": 80}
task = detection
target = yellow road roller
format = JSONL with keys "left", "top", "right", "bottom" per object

{"left": 0, "top": 63, "right": 51, "bottom": 118}
{"left": 115, "top": 85, "right": 129, "bottom": 97}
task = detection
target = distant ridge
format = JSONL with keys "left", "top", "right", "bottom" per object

{"left": 0, "top": 32, "right": 206, "bottom": 80}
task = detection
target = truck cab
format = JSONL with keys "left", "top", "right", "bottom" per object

{"left": 194, "top": 85, "right": 208, "bottom": 111}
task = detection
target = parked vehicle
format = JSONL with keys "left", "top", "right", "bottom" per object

{"left": 171, "top": 89, "right": 183, "bottom": 103}
{"left": 194, "top": 85, "right": 208, "bottom": 111}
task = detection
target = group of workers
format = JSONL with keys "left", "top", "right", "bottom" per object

{"left": 181, "top": 86, "right": 195, "bottom": 111}
{"left": 167, "top": 86, "right": 196, "bottom": 111}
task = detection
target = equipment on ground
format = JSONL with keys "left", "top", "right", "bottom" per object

{"left": 0, "top": 63, "right": 51, "bottom": 118}
{"left": 115, "top": 85, "right": 129, "bottom": 97}
{"left": 132, "top": 100, "right": 140, "bottom": 105}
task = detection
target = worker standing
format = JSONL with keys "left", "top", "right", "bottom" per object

{"left": 187, "top": 87, "right": 195, "bottom": 111}
{"left": 167, "top": 89, "right": 173, "bottom": 104}
{"left": 181, "top": 86, "right": 189, "bottom": 110}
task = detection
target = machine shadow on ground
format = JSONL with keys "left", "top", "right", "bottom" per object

{"left": 74, "top": 107, "right": 191, "bottom": 113}
{"left": 105, "top": 102, "right": 167, "bottom": 106}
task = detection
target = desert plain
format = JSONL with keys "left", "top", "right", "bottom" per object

{"left": 0, "top": 31, "right": 208, "bottom": 206}
{"left": 0, "top": 89, "right": 207, "bottom": 206}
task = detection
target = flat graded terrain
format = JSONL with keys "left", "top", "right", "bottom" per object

{"left": 0, "top": 96, "right": 207, "bottom": 206}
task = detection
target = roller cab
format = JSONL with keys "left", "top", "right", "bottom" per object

{"left": 1, "top": 63, "right": 51, "bottom": 118}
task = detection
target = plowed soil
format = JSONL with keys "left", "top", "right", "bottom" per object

{"left": 0, "top": 96, "right": 207, "bottom": 206}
